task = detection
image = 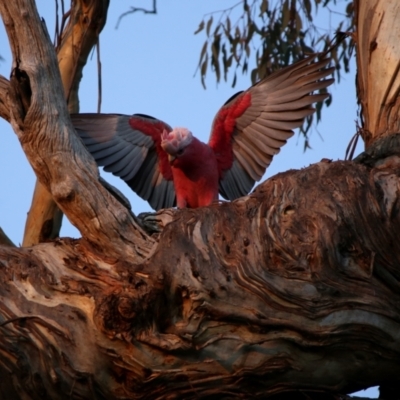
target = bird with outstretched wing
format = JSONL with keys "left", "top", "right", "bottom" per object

{"left": 72, "top": 53, "right": 334, "bottom": 210}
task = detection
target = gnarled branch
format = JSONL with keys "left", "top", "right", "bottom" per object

{"left": 0, "top": 0, "right": 398, "bottom": 398}
{"left": 22, "top": 0, "right": 110, "bottom": 247}
{"left": 0, "top": 147, "right": 399, "bottom": 397}
{"left": 0, "top": 0, "right": 152, "bottom": 260}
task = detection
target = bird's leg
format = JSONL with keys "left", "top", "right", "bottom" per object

{"left": 137, "top": 208, "right": 177, "bottom": 234}
{"left": 176, "top": 196, "right": 187, "bottom": 209}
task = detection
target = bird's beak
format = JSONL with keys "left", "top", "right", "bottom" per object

{"left": 168, "top": 154, "right": 176, "bottom": 164}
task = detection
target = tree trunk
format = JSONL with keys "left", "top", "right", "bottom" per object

{"left": 0, "top": 0, "right": 399, "bottom": 399}
{"left": 355, "top": 0, "right": 400, "bottom": 147}
{"left": 22, "top": 0, "right": 110, "bottom": 247}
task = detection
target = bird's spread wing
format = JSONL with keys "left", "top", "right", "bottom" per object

{"left": 71, "top": 113, "right": 176, "bottom": 210}
{"left": 208, "top": 54, "right": 334, "bottom": 200}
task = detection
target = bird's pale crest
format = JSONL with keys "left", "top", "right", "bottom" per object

{"left": 161, "top": 127, "right": 193, "bottom": 155}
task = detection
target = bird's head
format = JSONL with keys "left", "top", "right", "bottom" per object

{"left": 161, "top": 128, "right": 193, "bottom": 163}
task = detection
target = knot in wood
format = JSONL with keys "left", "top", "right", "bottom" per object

{"left": 117, "top": 296, "right": 137, "bottom": 319}
{"left": 95, "top": 292, "right": 141, "bottom": 336}
{"left": 51, "top": 176, "right": 77, "bottom": 203}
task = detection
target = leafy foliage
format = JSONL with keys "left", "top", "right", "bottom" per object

{"left": 195, "top": 0, "right": 354, "bottom": 142}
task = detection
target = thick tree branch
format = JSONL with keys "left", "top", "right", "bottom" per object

{"left": 0, "top": 149, "right": 399, "bottom": 397}
{"left": 355, "top": 0, "right": 400, "bottom": 146}
{"left": 0, "top": 0, "right": 153, "bottom": 260}
{"left": 23, "top": 0, "right": 110, "bottom": 247}
{"left": 0, "top": 74, "right": 9, "bottom": 122}
{"left": 0, "top": 227, "right": 15, "bottom": 247}
{"left": 56, "top": 0, "right": 109, "bottom": 112}
{"left": 0, "top": 0, "right": 398, "bottom": 398}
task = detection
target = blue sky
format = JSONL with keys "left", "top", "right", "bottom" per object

{"left": 0, "top": 2, "right": 376, "bottom": 397}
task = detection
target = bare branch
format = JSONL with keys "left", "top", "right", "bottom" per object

{"left": 0, "top": 227, "right": 15, "bottom": 247}
{"left": 115, "top": 0, "right": 157, "bottom": 29}
{"left": 0, "top": 74, "right": 10, "bottom": 122}
{"left": 355, "top": 0, "right": 400, "bottom": 145}
{"left": 23, "top": 0, "right": 110, "bottom": 246}
{"left": 96, "top": 39, "right": 102, "bottom": 113}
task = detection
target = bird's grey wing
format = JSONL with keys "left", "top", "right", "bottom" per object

{"left": 72, "top": 113, "right": 176, "bottom": 210}
{"left": 208, "top": 54, "right": 334, "bottom": 200}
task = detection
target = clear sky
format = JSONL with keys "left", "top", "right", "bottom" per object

{"left": 0, "top": 2, "right": 376, "bottom": 397}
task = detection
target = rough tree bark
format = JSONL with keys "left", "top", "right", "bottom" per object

{"left": 355, "top": 0, "right": 400, "bottom": 147}
{"left": 22, "top": 0, "right": 110, "bottom": 247}
{"left": 0, "top": 0, "right": 399, "bottom": 399}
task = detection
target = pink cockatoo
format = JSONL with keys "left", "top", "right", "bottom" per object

{"left": 72, "top": 53, "right": 334, "bottom": 210}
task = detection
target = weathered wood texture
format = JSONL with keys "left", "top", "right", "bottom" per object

{"left": 0, "top": 227, "right": 15, "bottom": 247}
{"left": 356, "top": 0, "right": 400, "bottom": 146}
{"left": 0, "top": 0, "right": 399, "bottom": 399}
{"left": 0, "top": 74, "right": 9, "bottom": 122}
{"left": 22, "top": 0, "right": 110, "bottom": 247}
{"left": 0, "top": 0, "right": 152, "bottom": 260}
{"left": 1, "top": 151, "right": 400, "bottom": 398}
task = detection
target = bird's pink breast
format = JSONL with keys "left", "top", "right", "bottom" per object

{"left": 171, "top": 138, "right": 219, "bottom": 208}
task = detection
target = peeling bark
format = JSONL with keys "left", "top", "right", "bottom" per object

{"left": 22, "top": 0, "right": 110, "bottom": 247}
{"left": 0, "top": 227, "right": 15, "bottom": 247}
{"left": 355, "top": 0, "right": 400, "bottom": 146}
{"left": 0, "top": 0, "right": 152, "bottom": 260}
{"left": 0, "top": 0, "right": 399, "bottom": 398}
{"left": 1, "top": 151, "right": 400, "bottom": 398}
{"left": 0, "top": 74, "right": 9, "bottom": 122}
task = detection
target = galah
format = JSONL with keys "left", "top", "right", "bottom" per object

{"left": 72, "top": 53, "right": 334, "bottom": 210}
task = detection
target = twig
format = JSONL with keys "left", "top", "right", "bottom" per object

{"left": 96, "top": 38, "right": 102, "bottom": 113}
{"left": 0, "top": 227, "right": 15, "bottom": 247}
{"left": 115, "top": 0, "right": 157, "bottom": 29}
{"left": 345, "top": 123, "right": 362, "bottom": 160}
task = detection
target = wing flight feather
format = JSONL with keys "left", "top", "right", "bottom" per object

{"left": 207, "top": 53, "right": 334, "bottom": 200}
{"left": 72, "top": 113, "right": 176, "bottom": 210}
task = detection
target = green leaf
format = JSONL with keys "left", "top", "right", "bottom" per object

{"left": 281, "top": 0, "right": 290, "bottom": 30}
{"left": 198, "top": 41, "right": 207, "bottom": 66}
{"left": 235, "top": 26, "right": 240, "bottom": 39}
{"left": 295, "top": 11, "right": 303, "bottom": 34}
{"left": 260, "top": 0, "right": 269, "bottom": 15}
{"left": 211, "top": 39, "right": 221, "bottom": 82}
{"left": 194, "top": 20, "right": 204, "bottom": 35}
{"left": 226, "top": 55, "right": 232, "bottom": 68}
{"left": 303, "top": 138, "right": 311, "bottom": 152}
{"left": 200, "top": 54, "right": 208, "bottom": 89}
{"left": 304, "top": 0, "right": 312, "bottom": 20}
{"left": 251, "top": 67, "right": 258, "bottom": 85}
{"left": 346, "top": 2, "right": 354, "bottom": 17}
{"left": 242, "top": 59, "right": 248, "bottom": 74}
{"left": 206, "top": 16, "right": 213, "bottom": 37}
{"left": 245, "top": 43, "right": 251, "bottom": 57}
{"left": 222, "top": 43, "right": 228, "bottom": 81}
{"left": 246, "top": 22, "right": 255, "bottom": 43}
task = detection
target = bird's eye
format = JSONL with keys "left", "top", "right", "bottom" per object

{"left": 177, "top": 149, "right": 184, "bottom": 155}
